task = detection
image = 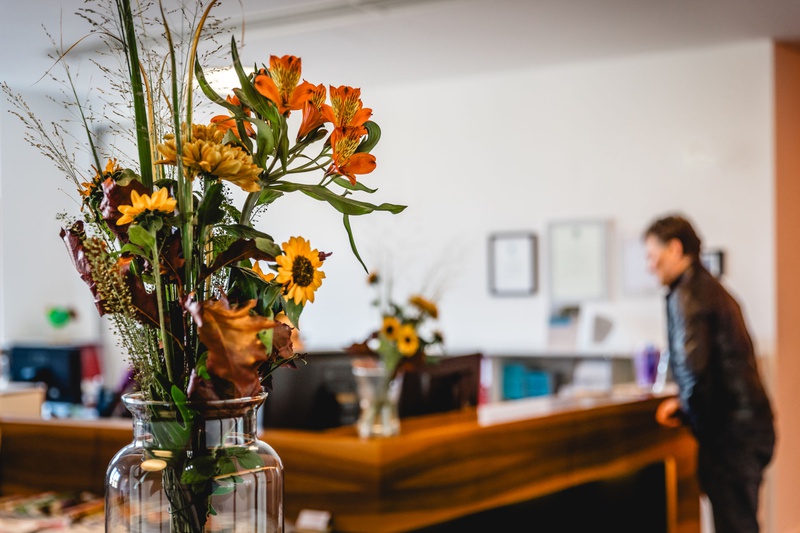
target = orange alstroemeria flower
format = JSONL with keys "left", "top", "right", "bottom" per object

{"left": 327, "top": 126, "right": 376, "bottom": 185}
{"left": 210, "top": 94, "right": 255, "bottom": 138}
{"left": 254, "top": 55, "right": 316, "bottom": 115}
{"left": 321, "top": 86, "right": 372, "bottom": 129}
{"left": 297, "top": 83, "right": 328, "bottom": 140}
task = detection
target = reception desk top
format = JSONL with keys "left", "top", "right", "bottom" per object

{"left": 0, "top": 389, "right": 699, "bottom": 533}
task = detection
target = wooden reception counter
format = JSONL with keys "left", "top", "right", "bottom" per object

{"left": 0, "top": 391, "right": 699, "bottom": 532}
{"left": 264, "top": 391, "right": 700, "bottom": 532}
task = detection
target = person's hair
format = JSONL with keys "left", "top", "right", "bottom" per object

{"left": 643, "top": 214, "right": 702, "bottom": 258}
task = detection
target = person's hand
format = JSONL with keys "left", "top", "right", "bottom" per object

{"left": 655, "top": 397, "right": 683, "bottom": 428}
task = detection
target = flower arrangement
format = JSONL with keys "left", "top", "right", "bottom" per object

{"left": 6, "top": 0, "right": 404, "bottom": 402}
{"left": 350, "top": 271, "right": 443, "bottom": 377}
{"left": 4, "top": 0, "right": 403, "bottom": 529}
{"left": 347, "top": 271, "right": 443, "bottom": 438}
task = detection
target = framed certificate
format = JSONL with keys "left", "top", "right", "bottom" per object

{"left": 488, "top": 232, "right": 538, "bottom": 296}
{"left": 548, "top": 220, "right": 609, "bottom": 306}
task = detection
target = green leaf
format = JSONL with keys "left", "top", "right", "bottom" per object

{"left": 260, "top": 284, "right": 283, "bottom": 312}
{"left": 217, "top": 456, "right": 237, "bottom": 476}
{"left": 120, "top": 243, "right": 147, "bottom": 258}
{"left": 116, "top": 0, "right": 152, "bottom": 188}
{"left": 258, "top": 188, "right": 284, "bottom": 206}
{"left": 219, "top": 224, "right": 274, "bottom": 241}
{"left": 221, "top": 128, "right": 241, "bottom": 146}
{"left": 197, "top": 181, "right": 225, "bottom": 230}
{"left": 271, "top": 182, "right": 406, "bottom": 216}
{"left": 212, "top": 483, "right": 236, "bottom": 496}
{"left": 194, "top": 58, "right": 238, "bottom": 112}
{"left": 170, "top": 386, "right": 194, "bottom": 428}
{"left": 344, "top": 214, "right": 368, "bottom": 273}
{"left": 278, "top": 129, "right": 289, "bottom": 173}
{"left": 355, "top": 120, "right": 381, "bottom": 154}
{"left": 258, "top": 328, "right": 274, "bottom": 355}
{"left": 181, "top": 455, "right": 217, "bottom": 484}
{"left": 127, "top": 225, "right": 155, "bottom": 250}
{"left": 255, "top": 237, "right": 281, "bottom": 257}
{"left": 149, "top": 418, "right": 191, "bottom": 451}
{"left": 332, "top": 176, "right": 378, "bottom": 194}
{"left": 250, "top": 115, "right": 275, "bottom": 167}
{"left": 230, "top": 39, "right": 281, "bottom": 124}
{"left": 282, "top": 295, "right": 303, "bottom": 329}
{"left": 196, "top": 352, "right": 211, "bottom": 380}
{"left": 235, "top": 450, "right": 265, "bottom": 470}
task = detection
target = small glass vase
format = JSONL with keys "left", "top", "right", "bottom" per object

{"left": 105, "top": 392, "right": 283, "bottom": 533}
{"left": 352, "top": 361, "right": 404, "bottom": 439}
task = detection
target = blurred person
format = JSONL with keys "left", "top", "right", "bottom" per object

{"left": 643, "top": 214, "right": 775, "bottom": 533}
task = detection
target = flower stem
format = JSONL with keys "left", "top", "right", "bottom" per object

{"left": 150, "top": 232, "right": 175, "bottom": 386}
{"left": 239, "top": 191, "right": 259, "bottom": 226}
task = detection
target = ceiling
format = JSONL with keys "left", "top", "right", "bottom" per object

{"left": 3, "top": 0, "right": 800, "bottom": 91}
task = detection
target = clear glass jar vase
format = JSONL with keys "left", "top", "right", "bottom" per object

{"left": 352, "top": 361, "right": 404, "bottom": 439}
{"left": 105, "top": 392, "right": 283, "bottom": 533}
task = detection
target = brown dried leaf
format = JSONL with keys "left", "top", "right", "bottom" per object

{"left": 197, "top": 296, "right": 277, "bottom": 396}
{"left": 118, "top": 256, "right": 160, "bottom": 328}
{"left": 60, "top": 222, "right": 107, "bottom": 315}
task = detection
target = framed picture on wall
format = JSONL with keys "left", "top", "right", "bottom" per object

{"left": 701, "top": 249, "right": 725, "bottom": 278}
{"left": 548, "top": 219, "right": 610, "bottom": 307}
{"left": 488, "top": 232, "right": 538, "bottom": 296}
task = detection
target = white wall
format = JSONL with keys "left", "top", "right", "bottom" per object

{"left": 0, "top": 91, "right": 101, "bottom": 350}
{"left": 0, "top": 40, "right": 776, "bottom": 375}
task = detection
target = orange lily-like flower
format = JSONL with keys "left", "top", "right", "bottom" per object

{"left": 210, "top": 94, "right": 255, "bottom": 138}
{"left": 321, "top": 86, "right": 372, "bottom": 129}
{"left": 327, "top": 126, "right": 376, "bottom": 185}
{"left": 254, "top": 55, "right": 316, "bottom": 115}
{"left": 297, "top": 83, "right": 328, "bottom": 140}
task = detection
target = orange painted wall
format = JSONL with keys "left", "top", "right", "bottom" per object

{"left": 773, "top": 42, "right": 800, "bottom": 533}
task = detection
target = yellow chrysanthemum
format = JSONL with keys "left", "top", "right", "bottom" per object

{"left": 396, "top": 323, "right": 420, "bottom": 357}
{"left": 381, "top": 316, "right": 401, "bottom": 341}
{"left": 156, "top": 124, "right": 261, "bottom": 192}
{"left": 274, "top": 236, "right": 325, "bottom": 305}
{"left": 408, "top": 295, "right": 438, "bottom": 319}
{"left": 252, "top": 261, "right": 275, "bottom": 282}
{"left": 117, "top": 187, "right": 177, "bottom": 226}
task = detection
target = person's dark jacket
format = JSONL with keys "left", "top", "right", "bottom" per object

{"left": 666, "top": 261, "right": 774, "bottom": 446}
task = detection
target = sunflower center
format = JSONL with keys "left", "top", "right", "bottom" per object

{"left": 292, "top": 256, "right": 315, "bottom": 287}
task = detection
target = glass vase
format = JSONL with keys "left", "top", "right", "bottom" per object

{"left": 105, "top": 392, "right": 283, "bottom": 533}
{"left": 352, "top": 362, "right": 404, "bottom": 438}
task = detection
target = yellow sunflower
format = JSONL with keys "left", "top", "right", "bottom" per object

{"left": 274, "top": 236, "right": 325, "bottom": 305}
{"left": 381, "top": 316, "right": 401, "bottom": 341}
{"left": 408, "top": 295, "right": 438, "bottom": 319}
{"left": 396, "top": 323, "right": 420, "bottom": 357}
{"left": 117, "top": 187, "right": 177, "bottom": 226}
